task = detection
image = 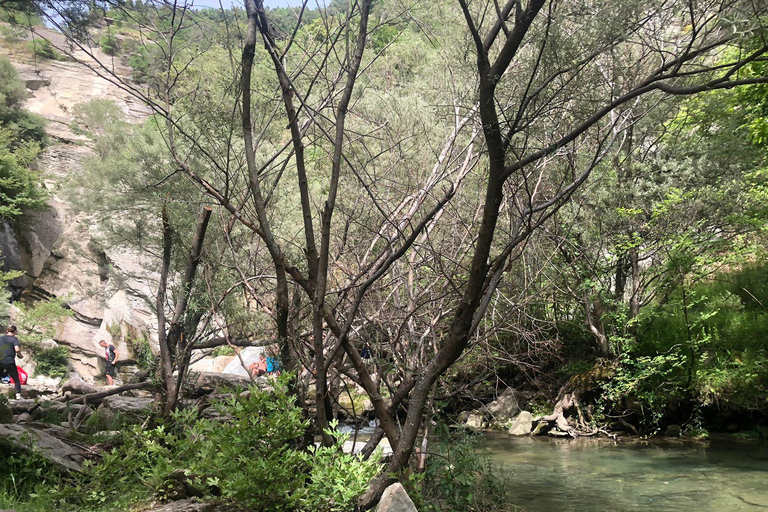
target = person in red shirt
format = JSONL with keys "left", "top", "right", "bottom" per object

{"left": 0, "top": 325, "right": 23, "bottom": 399}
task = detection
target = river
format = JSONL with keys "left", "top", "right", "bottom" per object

{"left": 479, "top": 434, "right": 768, "bottom": 511}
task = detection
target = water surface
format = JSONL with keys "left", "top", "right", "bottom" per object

{"left": 479, "top": 434, "right": 768, "bottom": 511}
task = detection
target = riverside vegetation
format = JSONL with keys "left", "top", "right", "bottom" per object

{"left": 1, "top": 0, "right": 768, "bottom": 510}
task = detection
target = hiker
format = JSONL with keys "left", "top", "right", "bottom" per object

{"left": 0, "top": 325, "right": 23, "bottom": 399}
{"left": 99, "top": 339, "right": 119, "bottom": 386}
{"left": 249, "top": 353, "right": 267, "bottom": 377}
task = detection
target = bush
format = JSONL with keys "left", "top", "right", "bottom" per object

{"left": 33, "top": 346, "right": 69, "bottom": 378}
{"left": 406, "top": 426, "right": 511, "bottom": 512}
{"left": 27, "top": 39, "right": 61, "bottom": 60}
{"left": 63, "top": 377, "right": 381, "bottom": 511}
{"left": 99, "top": 33, "right": 119, "bottom": 56}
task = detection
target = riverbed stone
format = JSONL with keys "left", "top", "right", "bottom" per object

{"left": 465, "top": 412, "right": 484, "bottom": 429}
{"left": 484, "top": 388, "right": 520, "bottom": 422}
{"left": 375, "top": 482, "right": 418, "bottom": 512}
{"left": 508, "top": 411, "right": 534, "bottom": 436}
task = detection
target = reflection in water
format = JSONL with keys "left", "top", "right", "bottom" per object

{"left": 479, "top": 434, "right": 768, "bottom": 511}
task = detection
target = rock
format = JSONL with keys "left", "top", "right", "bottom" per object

{"left": 143, "top": 499, "right": 242, "bottom": 512}
{"left": 484, "top": 388, "right": 520, "bottom": 422}
{"left": 130, "top": 369, "right": 151, "bottom": 383}
{"left": 375, "top": 482, "right": 418, "bottom": 512}
{"left": 184, "top": 371, "right": 256, "bottom": 397}
{"left": 26, "top": 376, "right": 62, "bottom": 395}
{"left": 99, "top": 395, "right": 154, "bottom": 419}
{"left": 665, "top": 424, "right": 681, "bottom": 437}
{"left": 508, "top": 411, "right": 534, "bottom": 436}
{"left": 9, "top": 399, "right": 36, "bottom": 414}
{"left": 465, "top": 412, "right": 484, "bottom": 430}
{"left": 62, "top": 377, "right": 98, "bottom": 395}
{"left": 0, "top": 423, "right": 83, "bottom": 471}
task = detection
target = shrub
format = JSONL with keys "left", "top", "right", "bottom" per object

{"left": 99, "top": 33, "right": 119, "bottom": 56}
{"left": 406, "top": 426, "right": 511, "bottom": 512}
{"left": 66, "top": 377, "right": 381, "bottom": 511}
{"left": 27, "top": 39, "right": 61, "bottom": 60}
{"left": 34, "top": 346, "right": 69, "bottom": 378}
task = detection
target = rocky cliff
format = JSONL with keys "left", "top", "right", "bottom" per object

{"left": 0, "top": 28, "right": 157, "bottom": 382}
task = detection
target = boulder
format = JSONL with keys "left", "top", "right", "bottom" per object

{"left": 508, "top": 411, "right": 534, "bottom": 436}
{"left": 99, "top": 395, "right": 154, "bottom": 419}
{"left": 0, "top": 423, "right": 83, "bottom": 471}
{"left": 375, "top": 482, "right": 418, "bottom": 512}
{"left": 62, "top": 377, "right": 98, "bottom": 395}
{"left": 465, "top": 412, "right": 484, "bottom": 430}
{"left": 484, "top": 388, "right": 520, "bottom": 422}
{"left": 9, "top": 399, "right": 36, "bottom": 414}
{"left": 183, "top": 371, "right": 256, "bottom": 397}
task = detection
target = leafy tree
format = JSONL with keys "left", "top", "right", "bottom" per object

{"left": 99, "top": 32, "right": 119, "bottom": 55}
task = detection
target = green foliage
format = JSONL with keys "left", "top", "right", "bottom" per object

{"left": 406, "top": 426, "right": 511, "bottom": 512}
{"left": 598, "top": 262, "right": 768, "bottom": 429}
{"left": 210, "top": 345, "right": 235, "bottom": 357}
{"left": 0, "top": 56, "right": 47, "bottom": 221}
{"left": 27, "top": 39, "right": 62, "bottom": 60}
{"left": 57, "top": 378, "right": 381, "bottom": 511}
{"left": 124, "top": 327, "right": 154, "bottom": 372}
{"left": 16, "top": 297, "right": 73, "bottom": 377}
{"left": 0, "top": 128, "right": 47, "bottom": 219}
{"left": 0, "top": 438, "right": 61, "bottom": 506}
{"left": 17, "top": 296, "right": 73, "bottom": 345}
{"left": 127, "top": 45, "right": 150, "bottom": 82}
{"left": 33, "top": 346, "right": 70, "bottom": 378}
{"left": 99, "top": 33, "right": 119, "bottom": 56}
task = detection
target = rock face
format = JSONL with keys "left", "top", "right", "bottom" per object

{"left": 375, "top": 483, "right": 418, "bottom": 512}
{"left": 0, "top": 423, "right": 83, "bottom": 471}
{"left": 508, "top": 411, "right": 534, "bottom": 436}
{"left": 0, "top": 33, "right": 160, "bottom": 383}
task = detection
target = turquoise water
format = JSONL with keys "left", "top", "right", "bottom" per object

{"left": 479, "top": 434, "right": 768, "bottom": 511}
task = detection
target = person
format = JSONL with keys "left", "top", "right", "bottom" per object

{"left": 249, "top": 353, "right": 267, "bottom": 377}
{"left": 98, "top": 339, "right": 119, "bottom": 386}
{"left": 265, "top": 350, "right": 281, "bottom": 376}
{"left": 0, "top": 325, "right": 23, "bottom": 399}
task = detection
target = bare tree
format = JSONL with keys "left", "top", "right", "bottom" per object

{"left": 19, "top": 0, "right": 768, "bottom": 506}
